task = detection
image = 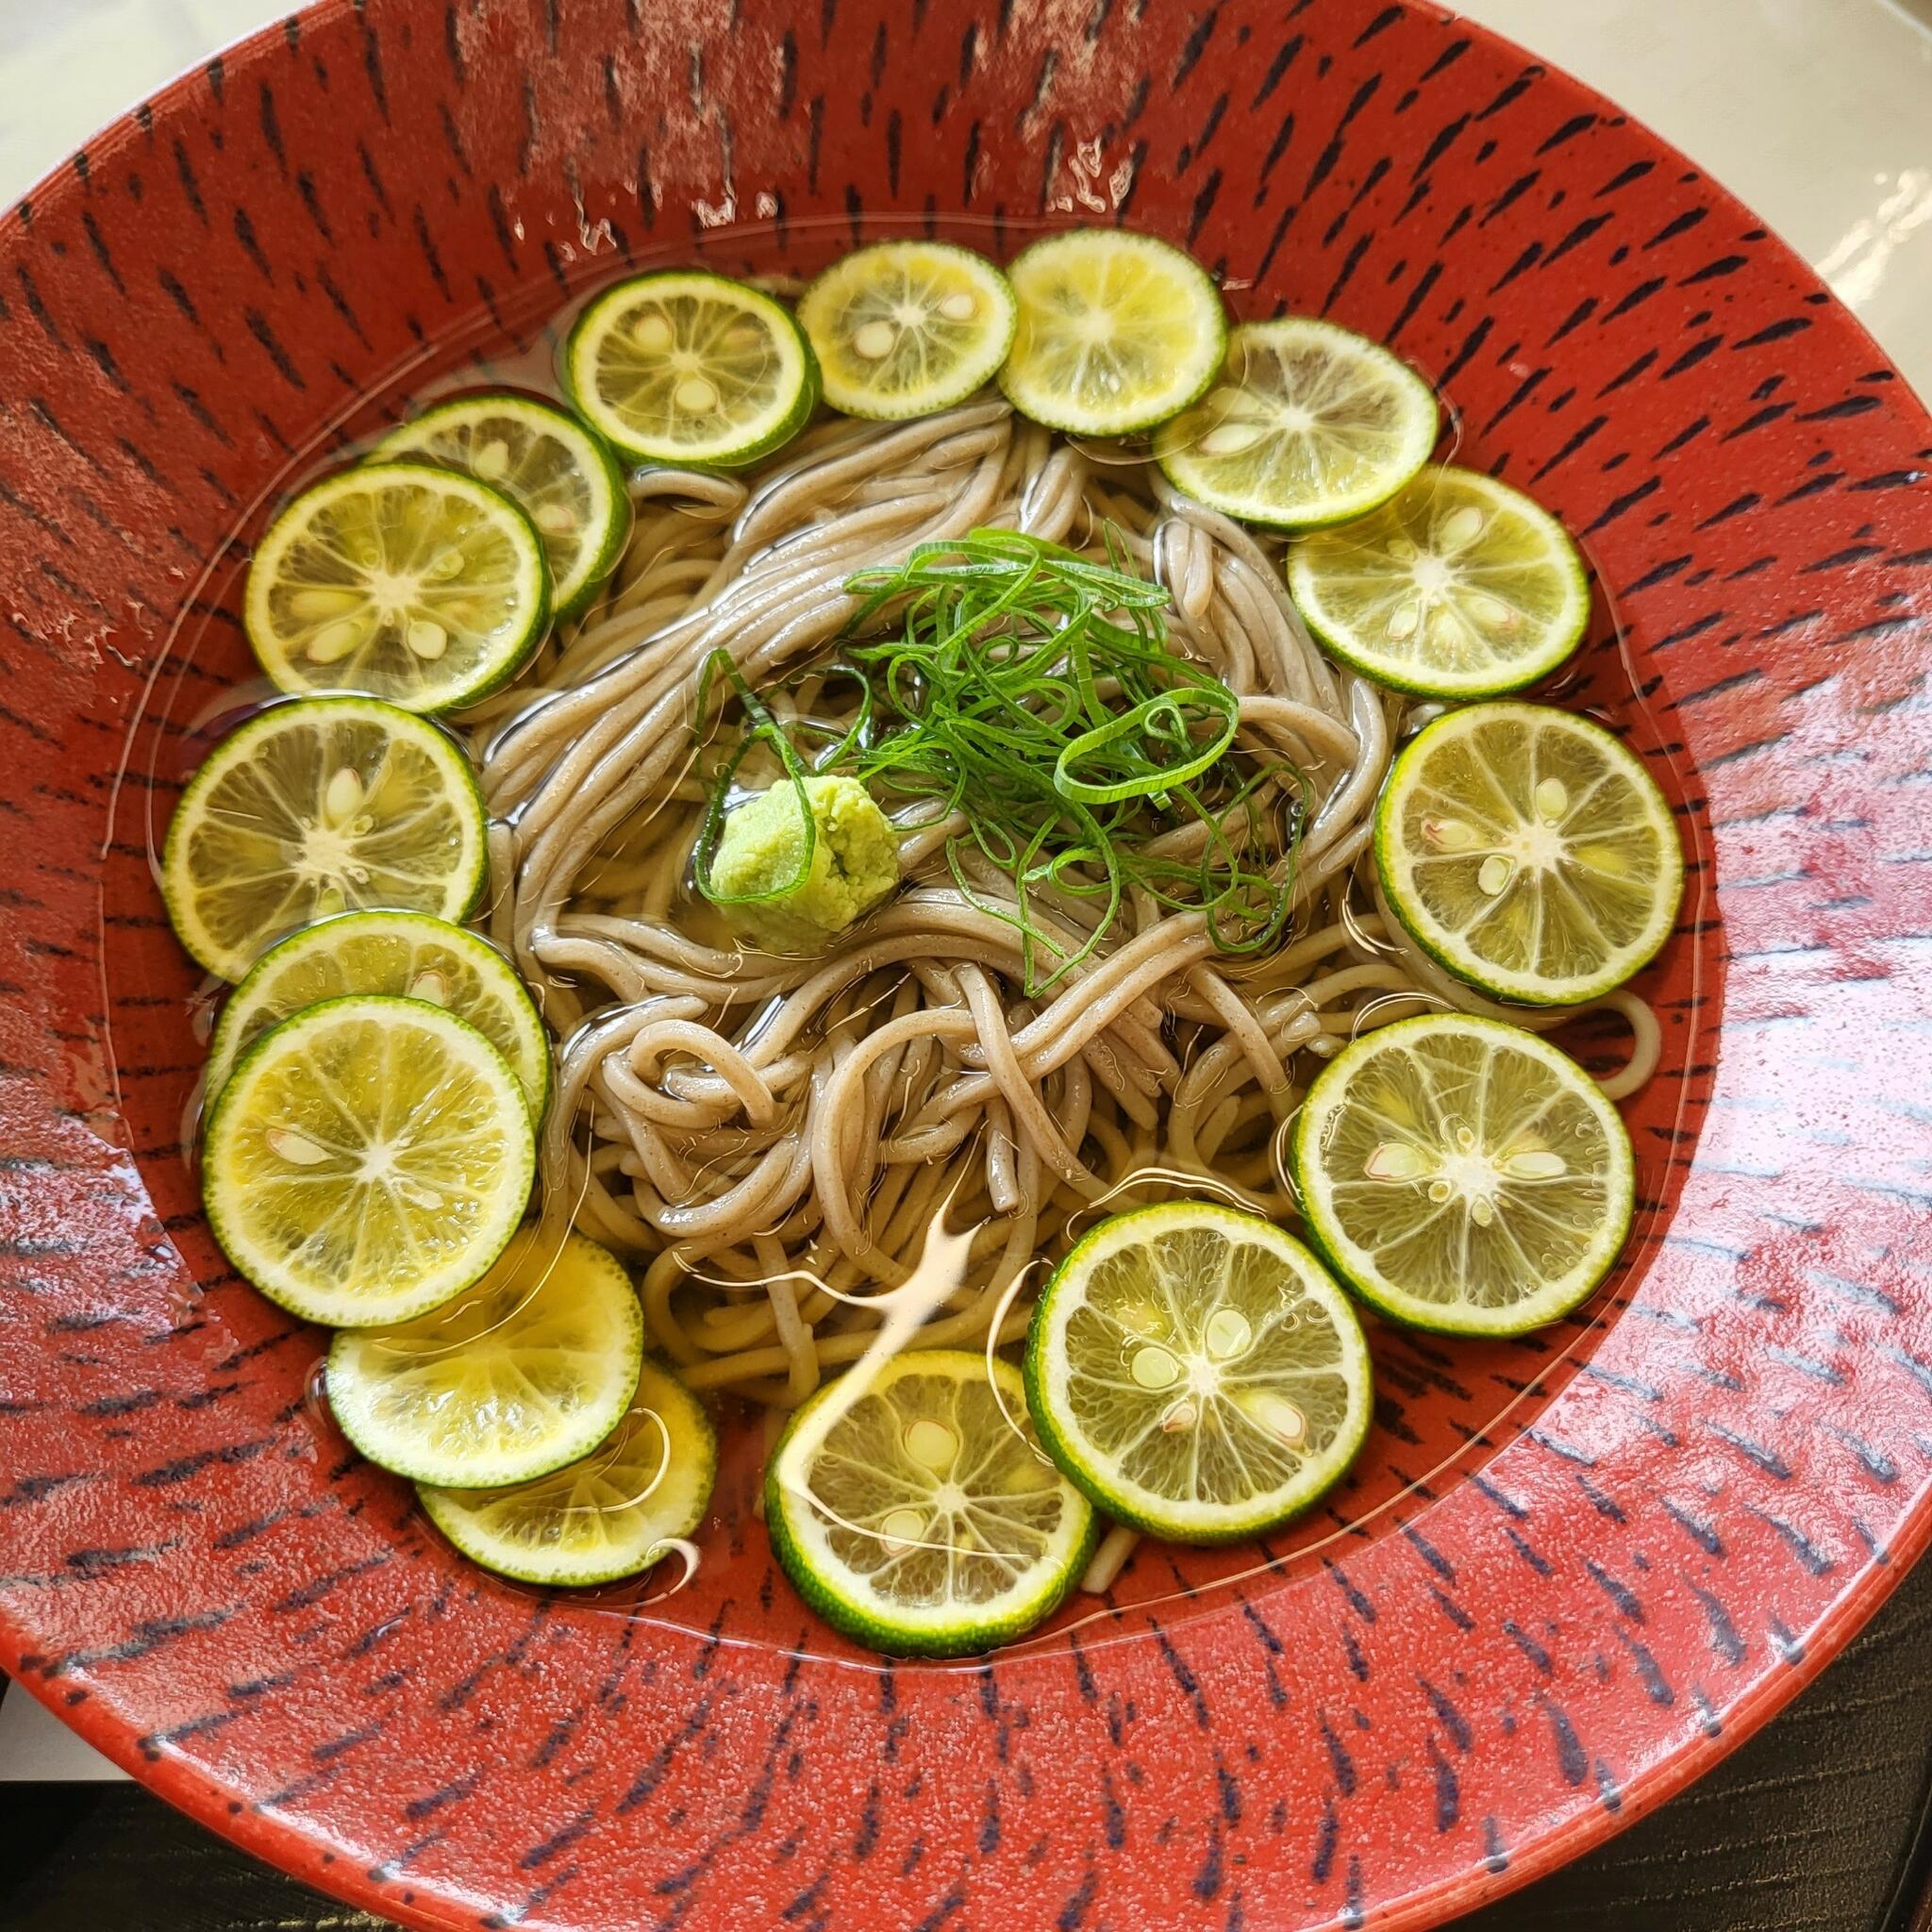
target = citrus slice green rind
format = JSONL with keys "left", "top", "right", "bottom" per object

{"left": 998, "top": 229, "right": 1227, "bottom": 437}
{"left": 201, "top": 994, "right": 536, "bottom": 1328}
{"left": 161, "top": 695, "right": 489, "bottom": 984}
{"left": 1374, "top": 701, "right": 1685, "bottom": 1008}
{"left": 1291, "top": 1012, "right": 1635, "bottom": 1337}
{"left": 1024, "top": 1202, "right": 1374, "bottom": 1543}
{"left": 562, "top": 270, "right": 819, "bottom": 467}
{"left": 1155, "top": 317, "right": 1439, "bottom": 529}
{"left": 326, "top": 1224, "right": 643, "bottom": 1488}
{"left": 798, "top": 242, "right": 1017, "bottom": 421}
{"left": 244, "top": 461, "right": 552, "bottom": 712}
{"left": 765, "top": 1349, "right": 1098, "bottom": 1657}
{"left": 1286, "top": 464, "right": 1591, "bottom": 698}
{"left": 207, "top": 909, "right": 549, "bottom": 1119}
{"left": 372, "top": 392, "right": 631, "bottom": 620}
{"left": 418, "top": 1358, "right": 716, "bottom": 1587}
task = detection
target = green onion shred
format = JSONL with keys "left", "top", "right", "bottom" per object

{"left": 694, "top": 528, "right": 1303, "bottom": 991}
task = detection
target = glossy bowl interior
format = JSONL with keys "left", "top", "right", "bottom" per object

{"left": 1, "top": 2, "right": 1929, "bottom": 1928}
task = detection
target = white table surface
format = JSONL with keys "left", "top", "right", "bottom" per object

{"left": 0, "top": 0, "right": 1926, "bottom": 1783}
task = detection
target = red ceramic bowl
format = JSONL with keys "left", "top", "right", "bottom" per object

{"left": 2, "top": 2, "right": 1930, "bottom": 1926}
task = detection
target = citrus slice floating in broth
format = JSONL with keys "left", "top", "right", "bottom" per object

{"left": 419, "top": 1359, "right": 717, "bottom": 1587}
{"left": 373, "top": 391, "right": 630, "bottom": 620}
{"left": 208, "top": 909, "right": 549, "bottom": 1116}
{"left": 245, "top": 461, "right": 551, "bottom": 711}
{"left": 1025, "top": 1203, "right": 1374, "bottom": 1542}
{"left": 766, "top": 1350, "right": 1097, "bottom": 1657}
{"left": 201, "top": 995, "right": 535, "bottom": 1327}
{"left": 327, "top": 1225, "right": 643, "bottom": 1488}
{"left": 1155, "top": 316, "right": 1438, "bottom": 529}
{"left": 798, "top": 241, "right": 1017, "bottom": 420}
{"left": 1375, "top": 701, "right": 1684, "bottom": 1007}
{"left": 563, "top": 270, "right": 818, "bottom": 467}
{"left": 161, "top": 695, "right": 488, "bottom": 983}
{"left": 1292, "top": 1013, "right": 1635, "bottom": 1336}
{"left": 998, "top": 228, "right": 1226, "bottom": 436}
{"left": 1286, "top": 464, "right": 1590, "bottom": 698}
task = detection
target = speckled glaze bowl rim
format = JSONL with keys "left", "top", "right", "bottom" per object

{"left": 1, "top": 1, "right": 1930, "bottom": 1927}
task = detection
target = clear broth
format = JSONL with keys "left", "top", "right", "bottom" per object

{"left": 98, "top": 212, "right": 1715, "bottom": 1673}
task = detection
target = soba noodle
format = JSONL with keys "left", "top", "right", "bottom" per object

{"left": 460, "top": 397, "right": 1660, "bottom": 1410}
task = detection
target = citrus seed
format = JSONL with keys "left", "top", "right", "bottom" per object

{"left": 904, "top": 1418, "right": 958, "bottom": 1470}
{"left": 1131, "top": 1344, "right": 1180, "bottom": 1391}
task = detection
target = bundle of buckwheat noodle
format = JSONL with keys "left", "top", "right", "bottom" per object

{"left": 461, "top": 394, "right": 1659, "bottom": 1460}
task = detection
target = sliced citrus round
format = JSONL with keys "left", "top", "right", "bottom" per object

{"left": 162, "top": 695, "right": 488, "bottom": 983}
{"left": 201, "top": 994, "right": 536, "bottom": 1328}
{"left": 1024, "top": 1202, "right": 1373, "bottom": 1543}
{"left": 1286, "top": 464, "right": 1590, "bottom": 697}
{"left": 998, "top": 228, "right": 1226, "bottom": 436}
{"left": 208, "top": 910, "right": 549, "bottom": 1118}
{"left": 1292, "top": 1012, "right": 1635, "bottom": 1337}
{"left": 797, "top": 241, "right": 1016, "bottom": 420}
{"left": 245, "top": 461, "right": 551, "bottom": 711}
{"left": 1375, "top": 701, "right": 1684, "bottom": 1007}
{"left": 326, "top": 1224, "right": 642, "bottom": 1488}
{"left": 562, "top": 270, "right": 818, "bottom": 467}
{"left": 1155, "top": 317, "right": 1438, "bottom": 528}
{"left": 766, "top": 1349, "right": 1097, "bottom": 1657}
{"left": 419, "top": 1358, "right": 716, "bottom": 1587}
{"left": 372, "top": 391, "right": 631, "bottom": 620}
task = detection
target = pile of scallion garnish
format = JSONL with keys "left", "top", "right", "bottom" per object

{"left": 696, "top": 529, "right": 1304, "bottom": 990}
